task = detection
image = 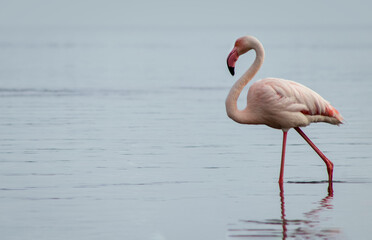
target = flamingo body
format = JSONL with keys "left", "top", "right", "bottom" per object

{"left": 225, "top": 35, "right": 342, "bottom": 187}
{"left": 245, "top": 78, "right": 342, "bottom": 130}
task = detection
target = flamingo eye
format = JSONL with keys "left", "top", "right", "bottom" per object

{"left": 235, "top": 38, "right": 243, "bottom": 47}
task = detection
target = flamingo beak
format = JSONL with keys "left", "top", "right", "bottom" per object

{"left": 227, "top": 47, "right": 239, "bottom": 76}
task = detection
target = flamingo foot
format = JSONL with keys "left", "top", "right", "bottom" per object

{"left": 328, "top": 182, "right": 334, "bottom": 196}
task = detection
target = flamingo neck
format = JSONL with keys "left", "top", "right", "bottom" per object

{"left": 225, "top": 42, "right": 264, "bottom": 124}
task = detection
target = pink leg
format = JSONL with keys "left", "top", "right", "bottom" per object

{"left": 294, "top": 127, "right": 334, "bottom": 183}
{"left": 279, "top": 131, "right": 288, "bottom": 184}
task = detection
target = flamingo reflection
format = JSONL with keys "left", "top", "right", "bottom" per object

{"left": 228, "top": 182, "right": 340, "bottom": 239}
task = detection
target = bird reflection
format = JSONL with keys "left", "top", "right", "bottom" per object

{"left": 228, "top": 182, "right": 340, "bottom": 239}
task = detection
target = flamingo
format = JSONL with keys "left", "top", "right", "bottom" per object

{"left": 225, "top": 35, "right": 343, "bottom": 186}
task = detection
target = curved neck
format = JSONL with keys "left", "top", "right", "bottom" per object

{"left": 225, "top": 41, "right": 265, "bottom": 124}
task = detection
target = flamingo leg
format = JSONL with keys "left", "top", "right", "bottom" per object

{"left": 278, "top": 131, "right": 288, "bottom": 184}
{"left": 294, "top": 127, "right": 334, "bottom": 183}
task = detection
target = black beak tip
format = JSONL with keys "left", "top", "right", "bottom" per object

{"left": 228, "top": 66, "right": 235, "bottom": 76}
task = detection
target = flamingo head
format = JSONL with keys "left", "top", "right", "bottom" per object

{"left": 227, "top": 36, "right": 255, "bottom": 76}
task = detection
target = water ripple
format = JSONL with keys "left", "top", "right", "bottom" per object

{"left": 0, "top": 88, "right": 146, "bottom": 97}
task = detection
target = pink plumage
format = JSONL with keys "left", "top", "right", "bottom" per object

{"left": 246, "top": 78, "right": 343, "bottom": 130}
{"left": 225, "top": 36, "right": 342, "bottom": 192}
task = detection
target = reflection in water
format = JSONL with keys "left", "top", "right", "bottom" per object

{"left": 228, "top": 183, "right": 341, "bottom": 239}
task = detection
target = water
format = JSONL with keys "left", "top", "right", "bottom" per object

{"left": 1, "top": 23, "right": 372, "bottom": 240}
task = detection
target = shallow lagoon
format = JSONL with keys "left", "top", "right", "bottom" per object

{"left": 0, "top": 23, "right": 372, "bottom": 239}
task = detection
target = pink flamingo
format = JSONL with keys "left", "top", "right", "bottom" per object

{"left": 226, "top": 36, "right": 343, "bottom": 185}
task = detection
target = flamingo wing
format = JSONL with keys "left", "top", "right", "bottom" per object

{"left": 248, "top": 78, "right": 343, "bottom": 129}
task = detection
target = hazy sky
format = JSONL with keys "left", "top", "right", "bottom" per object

{"left": 1, "top": 0, "right": 371, "bottom": 28}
